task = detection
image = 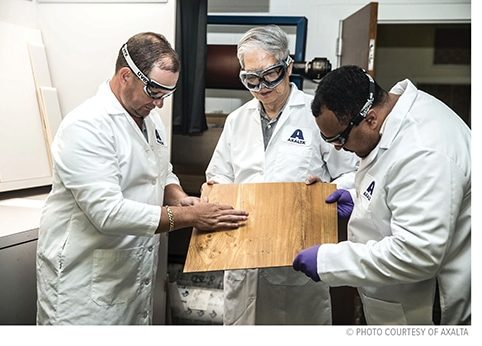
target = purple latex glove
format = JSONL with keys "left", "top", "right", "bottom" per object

{"left": 326, "top": 189, "right": 354, "bottom": 219}
{"left": 293, "top": 245, "right": 321, "bottom": 282}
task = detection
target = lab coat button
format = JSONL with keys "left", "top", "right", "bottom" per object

{"left": 151, "top": 179, "right": 156, "bottom": 185}
{"left": 147, "top": 246, "right": 153, "bottom": 252}
{"left": 144, "top": 278, "right": 150, "bottom": 286}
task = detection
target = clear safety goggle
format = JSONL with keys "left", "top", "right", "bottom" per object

{"left": 121, "top": 43, "right": 176, "bottom": 100}
{"left": 239, "top": 56, "right": 293, "bottom": 92}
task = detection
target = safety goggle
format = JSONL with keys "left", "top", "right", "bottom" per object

{"left": 239, "top": 56, "right": 293, "bottom": 92}
{"left": 121, "top": 43, "right": 177, "bottom": 100}
{"left": 320, "top": 73, "right": 375, "bottom": 147}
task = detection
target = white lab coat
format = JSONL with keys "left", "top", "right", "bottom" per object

{"left": 36, "top": 81, "right": 179, "bottom": 325}
{"left": 316, "top": 80, "right": 471, "bottom": 325}
{"left": 206, "top": 84, "right": 359, "bottom": 324}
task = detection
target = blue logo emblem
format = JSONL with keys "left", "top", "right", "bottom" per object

{"left": 363, "top": 181, "right": 375, "bottom": 201}
{"left": 155, "top": 129, "right": 164, "bottom": 145}
{"left": 287, "top": 129, "right": 305, "bottom": 145}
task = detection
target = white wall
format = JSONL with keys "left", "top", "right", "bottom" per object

{"left": 0, "top": 0, "right": 37, "bottom": 29}
{"left": 36, "top": 0, "right": 177, "bottom": 144}
{"left": 1, "top": 0, "right": 177, "bottom": 145}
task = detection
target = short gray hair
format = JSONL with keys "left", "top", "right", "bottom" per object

{"left": 237, "top": 25, "right": 290, "bottom": 69}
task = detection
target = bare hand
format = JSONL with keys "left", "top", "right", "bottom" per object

{"left": 192, "top": 202, "right": 248, "bottom": 231}
{"left": 305, "top": 175, "right": 322, "bottom": 185}
{"left": 200, "top": 180, "right": 219, "bottom": 202}
{"left": 178, "top": 196, "right": 201, "bottom": 206}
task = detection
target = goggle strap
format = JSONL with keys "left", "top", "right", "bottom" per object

{"left": 350, "top": 71, "right": 375, "bottom": 125}
{"left": 122, "top": 43, "right": 150, "bottom": 85}
{"left": 122, "top": 43, "right": 177, "bottom": 91}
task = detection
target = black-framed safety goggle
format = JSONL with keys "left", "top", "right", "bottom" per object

{"left": 239, "top": 56, "right": 293, "bottom": 92}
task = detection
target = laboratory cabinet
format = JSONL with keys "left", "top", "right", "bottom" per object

{"left": 0, "top": 230, "right": 38, "bottom": 325}
{"left": 0, "top": 189, "right": 46, "bottom": 324}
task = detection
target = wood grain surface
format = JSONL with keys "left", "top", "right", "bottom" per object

{"left": 183, "top": 182, "right": 337, "bottom": 273}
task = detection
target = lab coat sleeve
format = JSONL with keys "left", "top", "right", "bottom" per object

{"left": 320, "top": 140, "right": 359, "bottom": 190}
{"left": 205, "top": 118, "right": 235, "bottom": 183}
{"left": 166, "top": 162, "right": 181, "bottom": 186}
{"left": 52, "top": 118, "right": 160, "bottom": 237}
{"left": 317, "top": 149, "right": 465, "bottom": 287}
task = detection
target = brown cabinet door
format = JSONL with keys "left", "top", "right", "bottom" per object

{"left": 340, "top": 2, "right": 379, "bottom": 77}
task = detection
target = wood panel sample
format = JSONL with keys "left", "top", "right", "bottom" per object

{"left": 184, "top": 182, "right": 337, "bottom": 273}
{"left": 37, "top": 87, "right": 63, "bottom": 169}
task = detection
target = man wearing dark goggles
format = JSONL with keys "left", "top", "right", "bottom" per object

{"left": 319, "top": 72, "right": 375, "bottom": 148}
{"left": 295, "top": 65, "right": 471, "bottom": 325}
{"left": 313, "top": 70, "right": 379, "bottom": 156}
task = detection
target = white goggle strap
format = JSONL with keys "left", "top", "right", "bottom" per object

{"left": 122, "top": 43, "right": 177, "bottom": 91}
{"left": 121, "top": 43, "right": 150, "bottom": 85}
{"left": 285, "top": 55, "right": 293, "bottom": 66}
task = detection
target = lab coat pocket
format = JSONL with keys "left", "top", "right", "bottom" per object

{"left": 152, "top": 141, "right": 170, "bottom": 181}
{"left": 259, "top": 267, "right": 310, "bottom": 286}
{"left": 360, "top": 293, "right": 408, "bottom": 325}
{"left": 224, "top": 269, "right": 248, "bottom": 294}
{"left": 224, "top": 269, "right": 257, "bottom": 324}
{"left": 91, "top": 247, "right": 142, "bottom": 306}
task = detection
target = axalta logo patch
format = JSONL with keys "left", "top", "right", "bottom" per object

{"left": 155, "top": 129, "right": 164, "bottom": 145}
{"left": 363, "top": 181, "right": 375, "bottom": 201}
{"left": 287, "top": 129, "right": 305, "bottom": 144}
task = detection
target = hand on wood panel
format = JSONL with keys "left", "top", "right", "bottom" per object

{"left": 305, "top": 175, "right": 322, "bottom": 185}
{"left": 293, "top": 245, "right": 321, "bottom": 282}
{"left": 200, "top": 180, "right": 217, "bottom": 198}
{"left": 325, "top": 189, "right": 354, "bottom": 219}
{"left": 177, "top": 196, "right": 201, "bottom": 206}
{"left": 192, "top": 202, "right": 249, "bottom": 231}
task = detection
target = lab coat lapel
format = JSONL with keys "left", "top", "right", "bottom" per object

{"left": 268, "top": 83, "right": 304, "bottom": 146}
{"left": 99, "top": 80, "right": 150, "bottom": 145}
{"left": 379, "top": 80, "right": 418, "bottom": 150}
{"left": 360, "top": 80, "right": 418, "bottom": 170}
{"left": 144, "top": 116, "right": 165, "bottom": 147}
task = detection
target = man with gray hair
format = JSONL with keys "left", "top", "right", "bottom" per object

{"left": 206, "top": 25, "right": 358, "bottom": 324}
